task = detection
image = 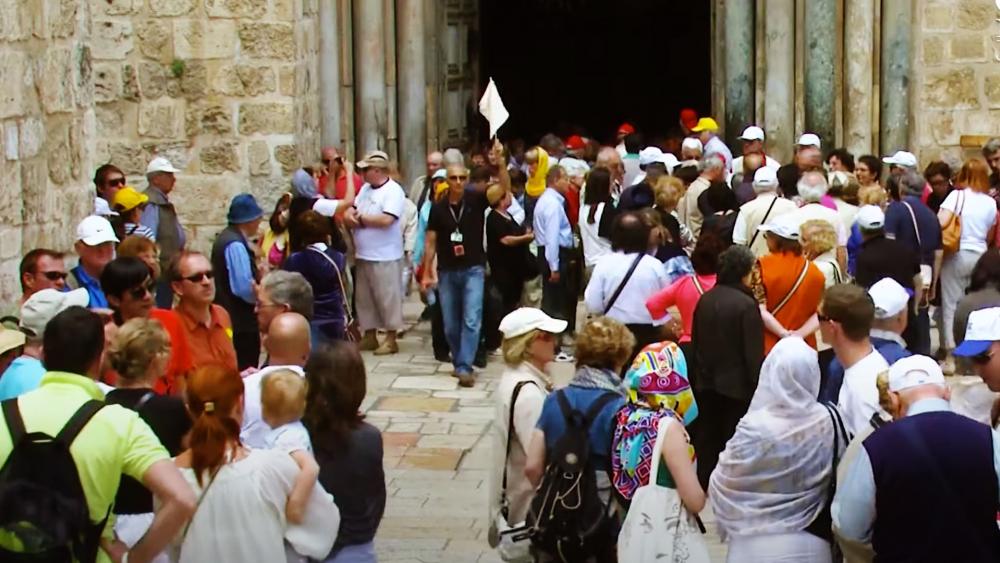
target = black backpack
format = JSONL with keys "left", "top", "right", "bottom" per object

{"left": 0, "top": 399, "right": 109, "bottom": 563}
{"left": 527, "top": 390, "right": 618, "bottom": 562}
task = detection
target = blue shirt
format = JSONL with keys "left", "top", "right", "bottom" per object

{"left": 532, "top": 188, "right": 573, "bottom": 272}
{"left": 0, "top": 356, "right": 46, "bottom": 401}
{"left": 847, "top": 224, "right": 863, "bottom": 276}
{"left": 535, "top": 385, "right": 625, "bottom": 472}
{"left": 223, "top": 239, "right": 256, "bottom": 304}
{"left": 884, "top": 196, "right": 942, "bottom": 265}
{"left": 832, "top": 398, "right": 1000, "bottom": 544}
{"left": 71, "top": 265, "right": 108, "bottom": 309}
{"left": 139, "top": 188, "right": 187, "bottom": 249}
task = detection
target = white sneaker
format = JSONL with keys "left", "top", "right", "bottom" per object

{"left": 555, "top": 352, "right": 575, "bottom": 363}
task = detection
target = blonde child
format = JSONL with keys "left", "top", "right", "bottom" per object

{"left": 260, "top": 369, "right": 320, "bottom": 524}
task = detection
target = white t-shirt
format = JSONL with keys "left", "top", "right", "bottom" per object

{"left": 584, "top": 252, "right": 669, "bottom": 325}
{"left": 265, "top": 421, "right": 313, "bottom": 454}
{"left": 796, "top": 203, "right": 848, "bottom": 246}
{"left": 579, "top": 203, "right": 613, "bottom": 267}
{"left": 837, "top": 348, "right": 890, "bottom": 435}
{"left": 941, "top": 189, "right": 997, "bottom": 253}
{"left": 241, "top": 365, "right": 305, "bottom": 450}
{"left": 353, "top": 178, "right": 406, "bottom": 261}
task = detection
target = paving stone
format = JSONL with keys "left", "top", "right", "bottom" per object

{"left": 419, "top": 422, "right": 450, "bottom": 434}
{"left": 391, "top": 375, "right": 458, "bottom": 391}
{"left": 374, "top": 396, "right": 456, "bottom": 413}
{"left": 386, "top": 422, "right": 422, "bottom": 433}
{"left": 416, "top": 434, "right": 480, "bottom": 449}
{"left": 452, "top": 422, "right": 488, "bottom": 435}
{"left": 397, "top": 447, "right": 463, "bottom": 470}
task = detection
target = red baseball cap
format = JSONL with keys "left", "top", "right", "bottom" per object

{"left": 566, "top": 135, "right": 586, "bottom": 151}
{"left": 680, "top": 108, "right": 699, "bottom": 130}
{"left": 617, "top": 123, "right": 635, "bottom": 135}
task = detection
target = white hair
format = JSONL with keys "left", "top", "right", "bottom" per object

{"left": 797, "top": 171, "right": 829, "bottom": 203}
{"left": 701, "top": 154, "right": 726, "bottom": 172}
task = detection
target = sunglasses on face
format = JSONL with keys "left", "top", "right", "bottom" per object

{"left": 449, "top": 175, "right": 468, "bottom": 181}
{"left": 972, "top": 351, "right": 995, "bottom": 365}
{"left": 40, "top": 271, "right": 68, "bottom": 281}
{"left": 322, "top": 157, "right": 343, "bottom": 165}
{"left": 181, "top": 271, "right": 214, "bottom": 283}
{"left": 105, "top": 177, "right": 126, "bottom": 188}
{"left": 128, "top": 280, "right": 156, "bottom": 300}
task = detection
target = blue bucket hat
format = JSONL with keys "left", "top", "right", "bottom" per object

{"left": 227, "top": 193, "right": 263, "bottom": 224}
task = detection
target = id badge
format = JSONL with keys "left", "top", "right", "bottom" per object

{"left": 453, "top": 244, "right": 465, "bottom": 256}
{"left": 450, "top": 232, "right": 464, "bottom": 243}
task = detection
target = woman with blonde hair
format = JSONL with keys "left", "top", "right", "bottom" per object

{"left": 938, "top": 158, "right": 997, "bottom": 372}
{"left": 801, "top": 219, "right": 844, "bottom": 288}
{"left": 654, "top": 176, "right": 695, "bottom": 250}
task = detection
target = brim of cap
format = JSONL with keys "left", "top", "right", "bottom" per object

{"left": 355, "top": 160, "right": 388, "bottom": 169}
{"left": 503, "top": 318, "right": 568, "bottom": 339}
{"left": 953, "top": 339, "right": 993, "bottom": 357}
{"left": 739, "top": 135, "right": 764, "bottom": 141}
{"left": 881, "top": 157, "right": 900, "bottom": 164}
{"left": 690, "top": 125, "right": 710, "bottom": 132}
{"left": 149, "top": 166, "right": 180, "bottom": 174}
{"left": 0, "top": 332, "right": 25, "bottom": 354}
{"left": 81, "top": 233, "right": 120, "bottom": 245}
{"left": 757, "top": 225, "right": 796, "bottom": 239}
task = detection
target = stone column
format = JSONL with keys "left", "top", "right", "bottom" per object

{"left": 764, "top": 0, "right": 796, "bottom": 163}
{"left": 804, "top": 0, "right": 836, "bottom": 146}
{"left": 397, "top": 0, "right": 427, "bottom": 186}
{"left": 353, "top": 0, "right": 387, "bottom": 152}
{"left": 724, "top": 0, "right": 755, "bottom": 147}
{"left": 880, "top": 0, "right": 911, "bottom": 153}
{"left": 319, "top": 0, "right": 342, "bottom": 148}
{"left": 844, "top": 0, "right": 875, "bottom": 156}
{"left": 383, "top": 0, "right": 398, "bottom": 159}
{"left": 424, "top": 0, "right": 439, "bottom": 151}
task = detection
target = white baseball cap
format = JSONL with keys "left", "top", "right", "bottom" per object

{"left": 753, "top": 166, "right": 779, "bottom": 187}
{"left": 76, "top": 215, "right": 119, "bottom": 246}
{"left": 638, "top": 147, "right": 665, "bottom": 168}
{"left": 560, "top": 157, "right": 590, "bottom": 178}
{"left": 739, "top": 126, "right": 765, "bottom": 142}
{"left": 882, "top": 150, "right": 918, "bottom": 169}
{"left": 658, "top": 152, "right": 679, "bottom": 174}
{"left": 888, "top": 355, "right": 945, "bottom": 392}
{"left": 797, "top": 133, "right": 822, "bottom": 149}
{"left": 146, "top": 156, "right": 181, "bottom": 175}
{"left": 19, "top": 288, "right": 90, "bottom": 337}
{"left": 681, "top": 137, "right": 703, "bottom": 152}
{"left": 868, "top": 278, "right": 910, "bottom": 319}
{"left": 94, "top": 197, "right": 119, "bottom": 217}
{"left": 757, "top": 212, "right": 801, "bottom": 240}
{"left": 499, "top": 308, "right": 567, "bottom": 339}
{"left": 856, "top": 205, "right": 885, "bottom": 231}
{"left": 0, "top": 328, "right": 25, "bottom": 356}
{"left": 954, "top": 307, "right": 1000, "bottom": 357}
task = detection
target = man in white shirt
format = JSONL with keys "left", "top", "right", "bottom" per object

{"left": 731, "top": 126, "right": 781, "bottom": 176}
{"left": 344, "top": 150, "right": 407, "bottom": 355}
{"left": 821, "top": 284, "right": 890, "bottom": 435}
{"left": 678, "top": 153, "right": 726, "bottom": 239}
{"left": 795, "top": 170, "right": 848, "bottom": 270}
{"left": 691, "top": 117, "right": 734, "bottom": 170}
{"left": 733, "top": 167, "right": 799, "bottom": 258}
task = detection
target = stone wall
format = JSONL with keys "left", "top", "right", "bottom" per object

{"left": 90, "top": 0, "right": 320, "bottom": 254}
{"left": 913, "top": 0, "right": 1000, "bottom": 165}
{"left": 0, "top": 0, "right": 96, "bottom": 304}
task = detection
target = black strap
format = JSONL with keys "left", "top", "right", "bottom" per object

{"left": 2, "top": 399, "right": 26, "bottom": 443}
{"left": 603, "top": 254, "right": 645, "bottom": 315}
{"left": 500, "top": 380, "right": 538, "bottom": 519}
{"left": 583, "top": 393, "right": 619, "bottom": 425}
{"left": 55, "top": 400, "right": 106, "bottom": 446}
{"left": 747, "top": 197, "right": 779, "bottom": 249}
{"left": 134, "top": 391, "right": 155, "bottom": 413}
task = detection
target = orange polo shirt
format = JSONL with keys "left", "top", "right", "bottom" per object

{"left": 149, "top": 309, "right": 194, "bottom": 395}
{"left": 174, "top": 304, "right": 239, "bottom": 373}
{"left": 753, "top": 251, "right": 826, "bottom": 355}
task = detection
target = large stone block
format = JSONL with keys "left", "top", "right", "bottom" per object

{"left": 95, "top": 101, "right": 136, "bottom": 138}
{"left": 93, "top": 0, "right": 135, "bottom": 16}
{"left": 951, "top": 35, "right": 986, "bottom": 61}
{"left": 213, "top": 64, "right": 276, "bottom": 96}
{"left": 273, "top": 0, "right": 294, "bottom": 20}
{"left": 199, "top": 141, "right": 241, "bottom": 174}
{"left": 177, "top": 61, "right": 208, "bottom": 100}
{"left": 136, "top": 19, "right": 173, "bottom": 62}
{"left": 36, "top": 48, "right": 76, "bottom": 114}
{"left": 185, "top": 101, "right": 234, "bottom": 136}
{"left": 986, "top": 74, "right": 1000, "bottom": 108}
{"left": 121, "top": 63, "right": 140, "bottom": 101}
{"left": 0, "top": 0, "right": 29, "bottom": 42}
{"left": 141, "top": 141, "right": 190, "bottom": 171}
{"left": 278, "top": 65, "right": 295, "bottom": 96}
{"left": 956, "top": 0, "right": 994, "bottom": 31}
{"left": 247, "top": 140, "right": 271, "bottom": 176}
{"left": 148, "top": 0, "right": 195, "bottom": 16}
{"left": 0, "top": 51, "right": 28, "bottom": 119}
{"left": 107, "top": 142, "right": 150, "bottom": 175}
{"left": 91, "top": 20, "right": 134, "bottom": 60}
{"left": 273, "top": 144, "right": 299, "bottom": 174}
{"left": 922, "top": 36, "right": 946, "bottom": 66}
{"left": 93, "top": 63, "right": 121, "bottom": 103}
{"left": 45, "top": 119, "right": 75, "bottom": 186}
{"left": 174, "top": 19, "right": 237, "bottom": 60}
{"left": 238, "top": 23, "right": 294, "bottom": 59}
{"left": 20, "top": 159, "right": 52, "bottom": 224}
{"left": 922, "top": 68, "right": 980, "bottom": 110}
{"left": 238, "top": 103, "right": 294, "bottom": 135}
{"left": 138, "top": 62, "right": 169, "bottom": 99}
{"left": 172, "top": 177, "right": 234, "bottom": 225}
{"left": 0, "top": 159, "right": 22, "bottom": 224}
{"left": 138, "top": 102, "right": 181, "bottom": 139}
{"left": 205, "top": 0, "right": 268, "bottom": 18}
{"left": 49, "top": 0, "right": 80, "bottom": 39}
{"left": 18, "top": 118, "right": 44, "bottom": 160}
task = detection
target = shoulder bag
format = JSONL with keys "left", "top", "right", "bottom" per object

{"left": 488, "top": 380, "right": 538, "bottom": 561}
{"left": 770, "top": 259, "right": 811, "bottom": 315}
{"left": 747, "top": 196, "right": 779, "bottom": 248}
{"left": 617, "top": 417, "right": 710, "bottom": 563}
{"left": 603, "top": 254, "right": 645, "bottom": 315}
{"left": 941, "top": 190, "right": 964, "bottom": 254}
{"left": 804, "top": 403, "right": 850, "bottom": 556}
{"left": 307, "top": 247, "right": 361, "bottom": 343}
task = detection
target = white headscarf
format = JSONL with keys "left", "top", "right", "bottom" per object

{"left": 709, "top": 337, "right": 837, "bottom": 539}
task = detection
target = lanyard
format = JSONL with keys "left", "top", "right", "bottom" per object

{"left": 449, "top": 202, "right": 465, "bottom": 229}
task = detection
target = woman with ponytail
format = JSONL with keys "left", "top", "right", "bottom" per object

{"left": 168, "top": 365, "right": 340, "bottom": 562}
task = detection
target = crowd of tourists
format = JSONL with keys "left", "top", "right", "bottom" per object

{"left": 1, "top": 107, "right": 1000, "bottom": 562}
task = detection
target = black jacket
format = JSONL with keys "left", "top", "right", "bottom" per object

{"left": 691, "top": 282, "right": 764, "bottom": 402}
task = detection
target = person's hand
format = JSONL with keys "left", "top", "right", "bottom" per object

{"left": 491, "top": 138, "right": 506, "bottom": 166}
{"left": 101, "top": 538, "right": 128, "bottom": 563}
{"left": 420, "top": 273, "right": 437, "bottom": 292}
{"left": 548, "top": 271, "right": 560, "bottom": 283}
{"left": 343, "top": 208, "right": 360, "bottom": 228}
{"left": 927, "top": 282, "right": 937, "bottom": 303}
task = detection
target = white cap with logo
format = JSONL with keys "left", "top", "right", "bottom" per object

{"left": 856, "top": 205, "right": 885, "bottom": 231}
{"left": 888, "top": 355, "right": 945, "bottom": 392}
{"left": 19, "top": 288, "right": 90, "bottom": 337}
{"left": 76, "top": 216, "right": 119, "bottom": 246}
{"left": 753, "top": 167, "right": 779, "bottom": 187}
{"left": 868, "top": 278, "right": 910, "bottom": 319}
{"left": 954, "top": 307, "right": 1000, "bottom": 357}
{"left": 499, "top": 308, "right": 567, "bottom": 339}
{"left": 638, "top": 147, "right": 664, "bottom": 167}
{"left": 882, "top": 151, "right": 918, "bottom": 169}
{"left": 757, "top": 212, "right": 801, "bottom": 240}
{"left": 797, "top": 133, "right": 822, "bottom": 149}
{"left": 739, "top": 126, "right": 765, "bottom": 142}
{"left": 146, "top": 156, "right": 181, "bottom": 175}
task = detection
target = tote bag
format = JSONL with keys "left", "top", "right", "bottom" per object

{"left": 617, "top": 417, "right": 710, "bottom": 563}
{"left": 941, "top": 190, "right": 964, "bottom": 254}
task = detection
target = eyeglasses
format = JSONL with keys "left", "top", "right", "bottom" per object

{"left": 105, "top": 177, "right": 126, "bottom": 188}
{"left": 128, "top": 280, "right": 156, "bottom": 300}
{"left": 449, "top": 175, "right": 468, "bottom": 181}
{"left": 40, "top": 271, "right": 68, "bottom": 281}
{"left": 972, "top": 351, "right": 995, "bottom": 365}
{"left": 180, "top": 271, "right": 214, "bottom": 283}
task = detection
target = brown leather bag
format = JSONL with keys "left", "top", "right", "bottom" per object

{"left": 941, "top": 190, "right": 964, "bottom": 254}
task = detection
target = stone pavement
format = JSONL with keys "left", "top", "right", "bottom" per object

{"left": 363, "top": 298, "right": 729, "bottom": 562}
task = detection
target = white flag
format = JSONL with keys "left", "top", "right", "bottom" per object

{"left": 478, "top": 78, "right": 509, "bottom": 139}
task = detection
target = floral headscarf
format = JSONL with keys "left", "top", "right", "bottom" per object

{"left": 611, "top": 341, "right": 697, "bottom": 500}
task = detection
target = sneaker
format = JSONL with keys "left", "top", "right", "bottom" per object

{"left": 489, "top": 348, "right": 503, "bottom": 357}
{"left": 458, "top": 373, "right": 476, "bottom": 388}
{"left": 373, "top": 341, "right": 399, "bottom": 356}
{"left": 473, "top": 354, "right": 487, "bottom": 369}
{"left": 358, "top": 334, "right": 379, "bottom": 351}
{"left": 555, "top": 351, "right": 575, "bottom": 363}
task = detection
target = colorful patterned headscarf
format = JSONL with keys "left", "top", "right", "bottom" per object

{"left": 611, "top": 341, "right": 698, "bottom": 500}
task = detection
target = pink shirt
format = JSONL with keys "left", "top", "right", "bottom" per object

{"left": 645, "top": 273, "right": 717, "bottom": 343}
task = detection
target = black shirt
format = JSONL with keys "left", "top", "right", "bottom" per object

{"left": 855, "top": 235, "right": 921, "bottom": 290}
{"left": 426, "top": 190, "right": 489, "bottom": 271}
{"left": 691, "top": 283, "right": 764, "bottom": 402}
{"left": 105, "top": 388, "right": 191, "bottom": 514}
{"left": 486, "top": 210, "right": 529, "bottom": 284}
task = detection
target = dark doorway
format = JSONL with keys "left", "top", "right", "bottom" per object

{"left": 479, "top": 0, "right": 712, "bottom": 146}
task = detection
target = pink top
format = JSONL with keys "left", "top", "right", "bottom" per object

{"left": 645, "top": 273, "right": 718, "bottom": 343}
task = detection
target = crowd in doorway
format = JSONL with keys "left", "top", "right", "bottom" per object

{"left": 2, "top": 106, "right": 1000, "bottom": 562}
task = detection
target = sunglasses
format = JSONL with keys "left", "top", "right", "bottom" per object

{"left": 40, "top": 271, "right": 68, "bottom": 281}
{"left": 128, "top": 280, "right": 156, "bottom": 300}
{"left": 105, "top": 177, "right": 126, "bottom": 188}
{"left": 322, "top": 157, "right": 343, "bottom": 166}
{"left": 181, "top": 271, "right": 214, "bottom": 283}
{"left": 449, "top": 175, "right": 468, "bottom": 181}
{"left": 972, "top": 351, "right": 995, "bottom": 366}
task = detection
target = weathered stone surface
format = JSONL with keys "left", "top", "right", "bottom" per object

{"left": 121, "top": 63, "right": 140, "bottom": 101}
{"left": 93, "top": 64, "right": 120, "bottom": 103}
{"left": 951, "top": 35, "right": 986, "bottom": 60}
{"left": 200, "top": 141, "right": 240, "bottom": 174}
{"left": 0, "top": 51, "right": 28, "bottom": 119}
{"left": 177, "top": 61, "right": 208, "bottom": 100}
{"left": 923, "top": 3, "right": 953, "bottom": 31}
{"left": 138, "top": 62, "right": 168, "bottom": 98}
{"left": 171, "top": 177, "right": 233, "bottom": 225}
{"left": 49, "top": 0, "right": 79, "bottom": 39}
{"left": 45, "top": 119, "right": 75, "bottom": 185}
{"left": 923, "top": 36, "right": 946, "bottom": 65}
{"left": 141, "top": 141, "right": 189, "bottom": 171}
{"left": 185, "top": 102, "right": 233, "bottom": 136}
{"left": 135, "top": 20, "right": 172, "bottom": 62}
{"left": 273, "top": 144, "right": 299, "bottom": 174}
{"left": 238, "top": 23, "right": 294, "bottom": 59}
{"left": 247, "top": 140, "right": 271, "bottom": 176}
{"left": 213, "top": 64, "right": 275, "bottom": 96}
{"left": 273, "top": 0, "right": 295, "bottom": 20}
{"left": 205, "top": 0, "right": 268, "bottom": 18}
{"left": 174, "top": 19, "right": 237, "bottom": 60}
{"left": 986, "top": 75, "right": 1000, "bottom": 108}
{"left": 18, "top": 118, "right": 44, "bottom": 160}
{"left": 94, "top": 0, "right": 135, "bottom": 16}
{"left": 956, "top": 0, "right": 993, "bottom": 31}
{"left": 148, "top": 0, "right": 195, "bottom": 17}
{"left": 35, "top": 48, "right": 76, "bottom": 114}
{"left": 91, "top": 20, "right": 133, "bottom": 60}
{"left": 107, "top": 142, "right": 150, "bottom": 175}
{"left": 278, "top": 65, "right": 295, "bottom": 96}
{"left": 0, "top": 0, "right": 29, "bottom": 42}
{"left": 922, "top": 68, "right": 979, "bottom": 109}
{"left": 238, "top": 103, "right": 293, "bottom": 134}
{"left": 138, "top": 102, "right": 180, "bottom": 138}
{"left": 95, "top": 102, "right": 132, "bottom": 138}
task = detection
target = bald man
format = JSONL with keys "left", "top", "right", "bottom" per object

{"left": 410, "top": 150, "right": 444, "bottom": 210}
{"left": 240, "top": 312, "right": 311, "bottom": 448}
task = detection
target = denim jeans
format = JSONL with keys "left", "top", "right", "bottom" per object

{"left": 438, "top": 265, "right": 485, "bottom": 375}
